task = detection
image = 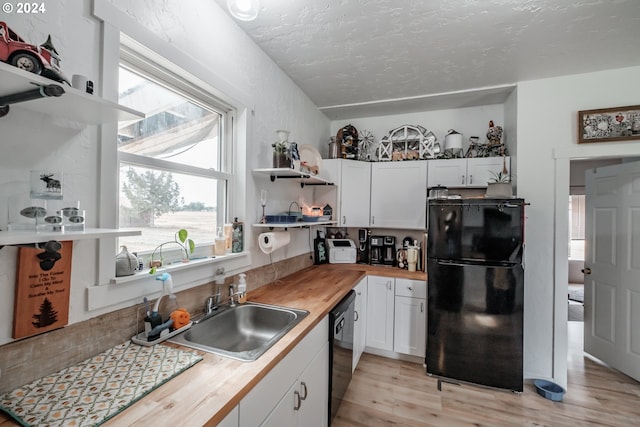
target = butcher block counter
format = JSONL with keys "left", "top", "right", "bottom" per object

{"left": 0, "top": 264, "right": 425, "bottom": 427}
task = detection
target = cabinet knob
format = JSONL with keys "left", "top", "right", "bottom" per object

{"left": 461, "top": 175, "right": 465, "bottom": 185}
{"left": 582, "top": 267, "right": 592, "bottom": 275}
{"left": 300, "top": 381, "right": 308, "bottom": 400}
{"left": 408, "top": 286, "right": 413, "bottom": 291}
{"left": 342, "top": 215, "right": 346, "bottom": 224}
{"left": 421, "top": 302, "right": 424, "bottom": 313}
{"left": 371, "top": 215, "right": 375, "bottom": 224}
{"left": 469, "top": 175, "right": 473, "bottom": 184}
{"left": 354, "top": 310, "right": 359, "bottom": 322}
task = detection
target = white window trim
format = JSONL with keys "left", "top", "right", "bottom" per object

{"left": 90, "top": 0, "right": 252, "bottom": 313}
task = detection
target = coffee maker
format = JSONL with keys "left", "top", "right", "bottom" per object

{"left": 382, "top": 235, "right": 396, "bottom": 266}
{"left": 357, "top": 228, "right": 370, "bottom": 264}
{"left": 369, "top": 235, "right": 384, "bottom": 265}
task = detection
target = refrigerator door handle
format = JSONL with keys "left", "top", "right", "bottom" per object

{"left": 436, "top": 259, "right": 518, "bottom": 269}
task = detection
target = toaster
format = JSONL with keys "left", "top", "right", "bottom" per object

{"left": 327, "top": 239, "right": 357, "bottom": 264}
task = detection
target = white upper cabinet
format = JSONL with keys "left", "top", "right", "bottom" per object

{"left": 426, "top": 158, "right": 467, "bottom": 187}
{"left": 466, "top": 157, "right": 510, "bottom": 187}
{"left": 370, "top": 161, "right": 427, "bottom": 229}
{"left": 428, "top": 157, "right": 510, "bottom": 188}
{"left": 321, "top": 159, "right": 372, "bottom": 228}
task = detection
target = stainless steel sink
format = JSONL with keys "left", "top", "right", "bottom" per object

{"left": 168, "top": 302, "right": 309, "bottom": 361}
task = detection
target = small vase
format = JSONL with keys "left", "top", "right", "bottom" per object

{"left": 276, "top": 129, "right": 290, "bottom": 143}
{"left": 273, "top": 152, "right": 290, "bottom": 168}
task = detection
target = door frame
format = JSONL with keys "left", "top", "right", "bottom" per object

{"left": 553, "top": 147, "right": 640, "bottom": 388}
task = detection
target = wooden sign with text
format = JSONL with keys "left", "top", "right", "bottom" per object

{"left": 13, "top": 241, "right": 73, "bottom": 339}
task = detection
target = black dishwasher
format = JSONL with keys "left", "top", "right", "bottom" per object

{"left": 328, "top": 290, "right": 355, "bottom": 424}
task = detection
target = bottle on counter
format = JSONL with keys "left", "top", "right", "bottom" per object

{"left": 232, "top": 217, "right": 244, "bottom": 253}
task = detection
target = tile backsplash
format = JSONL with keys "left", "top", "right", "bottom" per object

{"left": 0, "top": 253, "right": 313, "bottom": 394}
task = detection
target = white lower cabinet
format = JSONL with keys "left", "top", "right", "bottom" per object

{"left": 393, "top": 279, "right": 427, "bottom": 357}
{"left": 352, "top": 277, "right": 367, "bottom": 372}
{"left": 366, "top": 276, "right": 427, "bottom": 357}
{"left": 261, "top": 342, "right": 329, "bottom": 426}
{"left": 218, "top": 406, "right": 239, "bottom": 427}
{"left": 366, "top": 275, "right": 395, "bottom": 352}
{"left": 239, "top": 316, "right": 329, "bottom": 427}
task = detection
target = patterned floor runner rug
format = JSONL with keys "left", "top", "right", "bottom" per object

{"left": 0, "top": 341, "right": 202, "bottom": 427}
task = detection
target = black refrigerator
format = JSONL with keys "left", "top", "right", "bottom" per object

{"left": 426, "top": 198, "right": 525, "bottom": 392}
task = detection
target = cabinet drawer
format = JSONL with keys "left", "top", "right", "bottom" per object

{"left": 395, "top": 278, "right": 426, "bottom": 298}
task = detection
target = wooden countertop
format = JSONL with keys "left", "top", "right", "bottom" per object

{"left": 0, "top": 264, "right": 425, "bottom": 427}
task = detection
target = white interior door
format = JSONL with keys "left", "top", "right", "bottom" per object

{"left": 584, "top": 161, "right": 640, "bottom": 381}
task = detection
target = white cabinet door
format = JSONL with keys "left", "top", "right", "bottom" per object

{"left": 466, "top": 157, "right": 510, "bottom": 187}
{"left": 352, "top": 277, "right": 367, "bottom": 372}
{"left": 370, "top": 161, "right": 427, "bottom": 229}
{"left": 240, "top": 317, "right": 328, "bottom": 427}
{"left": 298, "top": 342, "right": 329, "bottom": 426}
{"left": 218, "top": 406, "right": 239, "bottom": 427}
{"left": 393, "top": 296, "right": 426, "bottom": 357}
{"left": 260, "top": 382, "right": 298, "bottom": 427}
{"left": 427, "top": 158, "right": 467, "bottom": 187}
{"left": 261, "top": 342, "right": 329, "bottom": 427}
{"left": 340, "top": 160, "right": 371, "bottom": 227}
{"left": 366, "top": 276, "right": 395, "bottom": 351}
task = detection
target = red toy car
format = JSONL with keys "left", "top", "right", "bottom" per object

{"left": 0, "top": 21, "right": 69, "bottom": 84}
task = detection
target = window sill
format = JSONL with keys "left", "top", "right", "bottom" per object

{"left": 87, "top": 251, "right": 251, "bottom": 311}
{"left": 110, "top": 252, "right": 245, "bottom": 285}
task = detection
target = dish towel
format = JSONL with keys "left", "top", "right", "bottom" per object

{"left": 0, "top": 341, "right": 202, "bottom": 427}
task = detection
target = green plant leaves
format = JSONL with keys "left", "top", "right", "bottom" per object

{"left": 187, "top": 239, "right": 195, "bottom": 254}
{"left": 177, "top": 229, "right": 188, "bottom": 243}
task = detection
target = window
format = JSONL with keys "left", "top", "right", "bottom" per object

{"left": 569, "top": 194, "right": 585, "bottom": 260}
{"left": 116, "top": 54, "right": 233, "bottom": 259}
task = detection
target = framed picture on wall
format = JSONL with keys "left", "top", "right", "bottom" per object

{"left": 578, "top": 105, "right": 640, "bottom": 144}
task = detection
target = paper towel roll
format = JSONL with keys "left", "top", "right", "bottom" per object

{"left": 259, "top": 231, "right": 291, "bottom": 254}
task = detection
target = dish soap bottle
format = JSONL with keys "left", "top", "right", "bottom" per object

{"left": 237, "top": 273, "right": 247, "bottom": 304}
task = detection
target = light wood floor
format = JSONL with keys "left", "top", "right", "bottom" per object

{"left": 333, "top": 323, "right": 640, "bottom": 426}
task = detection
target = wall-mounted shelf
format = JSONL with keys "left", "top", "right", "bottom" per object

{"left": 253, "top": 168, "right": 334, "bottom": 188}
{"left": 252, "top": 221, "right": 337, "bottom": 230}
{"left": 0, "top": 228, "right": 141, "bottom": 246}
{"left": 0, "top": 61, "right": 144, "bottom": 124}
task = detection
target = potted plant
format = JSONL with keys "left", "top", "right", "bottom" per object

{"left": 272, "top": 129, "right": 290, "bottom": 168}
{"left": 485, "top": 171, "right": 513, "bottom": 198}
{"left": 149, "top": 229, "right": 195, "bottom": 274}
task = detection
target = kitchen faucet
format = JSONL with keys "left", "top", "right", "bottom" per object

{"left": 204, "top": 284, "right": 222, "bottom": 314}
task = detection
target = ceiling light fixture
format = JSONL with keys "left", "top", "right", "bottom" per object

{"left": 227, "top": 0, "right": 259, "bottom": 21}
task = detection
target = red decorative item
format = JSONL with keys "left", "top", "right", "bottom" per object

{"left": 0, "top": 21, "right": 69, "bottom": 84}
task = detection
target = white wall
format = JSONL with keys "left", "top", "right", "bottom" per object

{"left": 516, "top": 65, "right": 640, "bottom": 387}
{"left": 0, "top": 0, "right": 329, "bottom": 345}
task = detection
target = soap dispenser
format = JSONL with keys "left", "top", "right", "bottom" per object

{"left": 237, "top": 273, "right": 247, "bottom": 304}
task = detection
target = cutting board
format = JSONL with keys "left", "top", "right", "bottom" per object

{"left": 13, "top": 241, "right": 72, "bottom": 339}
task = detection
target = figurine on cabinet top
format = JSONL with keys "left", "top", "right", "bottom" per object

{"left": 486, "top": 120, "right": 503, "bottom": 146}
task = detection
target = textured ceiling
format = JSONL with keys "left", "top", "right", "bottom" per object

{"left": 220, "top": 0, "right": 640, "bottom": 118}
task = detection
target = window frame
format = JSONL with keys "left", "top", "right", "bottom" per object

{"left": 117, "top": 49, "right": 235, "bottom": 258}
